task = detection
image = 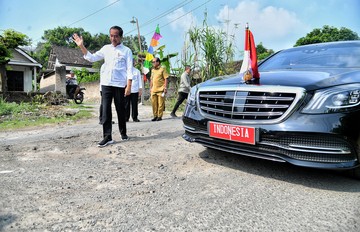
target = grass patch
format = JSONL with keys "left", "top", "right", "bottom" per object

{"left": 0, "top": 99, "right": 93, "bottom": 131}
{"left": 165, "top": 96, "right": 186, "bottom": 114}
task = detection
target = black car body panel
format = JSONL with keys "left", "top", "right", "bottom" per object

{"left": 182, "top": 41, "right": 360, "bottom": 173}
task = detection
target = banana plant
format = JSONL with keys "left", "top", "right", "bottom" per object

{"left": 155, "top": 45, "right": 178, "bottom": 74}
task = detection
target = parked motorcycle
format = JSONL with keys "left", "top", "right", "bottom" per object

{"left": 66, "top": 84, "right": 86, "bottom": 104}
{"left": 65, "top": 71, "right": 86, "bottom": 104}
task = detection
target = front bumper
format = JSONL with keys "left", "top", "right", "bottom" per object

{"left": 182, "top": 104, "right": 360, "bottom": 170}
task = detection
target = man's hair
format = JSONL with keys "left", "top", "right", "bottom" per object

{"left": 109, "top": 26, "right": 123, "bottom": 37}
{"left": 185, "top": 65, "right": 191, "bottom": 70}
{"left": 154, "top": 57, "right": 161, "bottom": 63}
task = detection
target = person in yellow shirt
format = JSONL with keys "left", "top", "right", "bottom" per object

{"left": 150, "top": 57, "right": 169, "bottom": 121}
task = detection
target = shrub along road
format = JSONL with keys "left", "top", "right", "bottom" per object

{"left": 0, "top": 104, "right": 359, "bottom": 231}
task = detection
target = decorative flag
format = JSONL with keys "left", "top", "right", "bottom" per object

{"left": 143, "top": 24, "right": 162, "bottom": 74}
{"left": 240, "top": 23, "right": 260, "bottom": 81}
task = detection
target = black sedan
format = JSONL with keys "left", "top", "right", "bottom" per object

{"left": 182, "top": 40, "right": 360, "bottom": 179}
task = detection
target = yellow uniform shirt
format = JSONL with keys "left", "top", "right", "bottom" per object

{"left": 151, "top": 66, "right": 169, "bottom": 93}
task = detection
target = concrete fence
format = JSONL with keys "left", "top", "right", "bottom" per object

{"left": 82, "top": 76, "right": 178, "bottom": 103}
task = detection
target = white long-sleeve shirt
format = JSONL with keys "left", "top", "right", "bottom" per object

{"left": 131, "top": 67, "right": 142, "bottom": 93}
{"left": 84, "top": 43, "right": 133, "bottom": 87}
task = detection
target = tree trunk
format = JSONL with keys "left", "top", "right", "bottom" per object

{"left": 0, "top": 64, "right": 7, "bottom": 94}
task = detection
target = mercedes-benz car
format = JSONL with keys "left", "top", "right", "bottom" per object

{"left": 182, "top": 40, "right": 360, "bottom": 179}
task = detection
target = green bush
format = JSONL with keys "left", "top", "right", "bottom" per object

{"left": 73, "top": 68, "right": 100, "bottom": 84}
{"left": 0, "top": 98, "right": 93, "bottom": 130}
{"left": 0, "top": 98, "right": 36, "bottom": 116}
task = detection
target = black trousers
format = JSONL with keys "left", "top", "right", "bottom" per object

{"left": 125, "top": 92, "right": 139, "bottom": 121}
{"left": 66, "top": 85, "right": 77, "bottom": 99}
{"left": 171, "top": 92, "right": 189, "bottom": 114}
{"left": 101, "top": 85, "right": 127, "bottom": 138}
{"left": 99, "top": 91, "right": 103, "bottom": 123}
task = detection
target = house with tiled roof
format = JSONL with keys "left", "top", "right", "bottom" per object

{"left": 6, "top": 48, "right": 42, "bottom": 93}
{"left": 39, "top": 45, "right": 97, "bottom": 93}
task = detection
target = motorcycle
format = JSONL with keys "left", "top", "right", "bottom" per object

{"left": 66, "top": 83, "right": 86, "bottom": 104}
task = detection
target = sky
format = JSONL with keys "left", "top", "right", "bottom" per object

{"left": 1, "top": 0, "right": 360, "bottom": 63}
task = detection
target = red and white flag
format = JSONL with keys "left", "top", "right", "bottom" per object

{"left": 240, "top": 24, "right": 260, "bottom": 81}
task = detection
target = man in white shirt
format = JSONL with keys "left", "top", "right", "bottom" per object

{"left": 125, "top": 59, "right": 142, "bottom": 122}
{"left": 73, "top": 26, "right": 133, "bottom": 147}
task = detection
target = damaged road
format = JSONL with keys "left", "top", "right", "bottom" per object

{"left": 0, "top": 104, "right": 359, "bottom": 231}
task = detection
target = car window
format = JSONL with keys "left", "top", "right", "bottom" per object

{"left": 259, "top": 43, "right": 360, "bottom": 71}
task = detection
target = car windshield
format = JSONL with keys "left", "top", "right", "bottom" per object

{"left": 259, "top": 42, "right": 360, "bottom": 71}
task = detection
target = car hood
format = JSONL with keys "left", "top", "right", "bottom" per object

{"left": 201, "top": 69, "right": 360, "bottom": 91}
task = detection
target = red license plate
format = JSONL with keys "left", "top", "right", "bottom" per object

{"left": 209, "top": 121, "right": 256, "bottom": 145}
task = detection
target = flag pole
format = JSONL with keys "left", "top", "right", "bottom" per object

{"left": 243, "top": 22, "right": 253, "bottom": 81}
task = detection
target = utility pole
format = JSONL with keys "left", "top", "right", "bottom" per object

{"left": 130, "top": 17, "right": 142, "bottom": 53}
{"left": 130, "top": 17, "right": 144, "bottom": 105}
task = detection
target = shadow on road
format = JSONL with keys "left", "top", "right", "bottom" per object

{"left": 0, "top": 214, "right": 17, "bottom": 232}
{"left": 198, "top": 147, "right": 360, "bottom": 192}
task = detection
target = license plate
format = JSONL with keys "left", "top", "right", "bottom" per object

{"left": 209, "top": 121, "right": 256, "bottom": 145}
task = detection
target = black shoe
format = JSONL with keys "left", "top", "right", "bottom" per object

{"left": 133, "top": 119, "right": 140, "bottom": 122}
{"left": 97, "top": 136, "right": 114, "bottom": 147}
{"left": 151, "top": 117, "right": 158, "bottom": 121}
{"left": 121, "top": 135, "right": 129, "bottom": 141}
{"left": 156, "top": 117, "right": 162, "bottom": 121}
{"left": 170, "top": 112, "right": 177, "bottom": 118}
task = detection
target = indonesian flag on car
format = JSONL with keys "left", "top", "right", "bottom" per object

{"left": 240, "top": 23, "right": 260, "bottom": 81}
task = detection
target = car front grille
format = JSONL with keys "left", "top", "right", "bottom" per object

{"left": 198, "top": 86, "right": 305, "bottom": 123}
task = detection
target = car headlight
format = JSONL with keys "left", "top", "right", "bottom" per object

{"left": 187, "top": 85, "right": 198, "bottom": 106}
{"left": 302, "top": 83, "right": 360, "bottom": 114}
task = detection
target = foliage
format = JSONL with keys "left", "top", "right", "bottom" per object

{"left": 87, "top": 33, "right": 110, "bottom": 51}
{"left": 155, "top": 45, "right": 178, "bottom": 74}
{"left": 0, "top": 29, "right": 30, "bottom": 64}
{"left": 33, "top": 42, "right": 52, "bottom": 68}
{"left": 122, "top": 35, "right": 148, "bottom": 54}
{"left": 295, "top": 25, "right": 360, "bottom": 46}
{"left": 73, "top": 68, "right": 100, "bottom": 83}
{"left": 0, "top": 98, "right": 35, "bottom": 116}
{"left": 183, "top": 20, "right": 233, "bottom": 82}
{"left": 0, "top": 29, "right": 31, "bottom": 93}
{"left": 256, "top": 42, "right": 274, "bottom": 61}
{"left": 34, "top": 27, "right": 92, "bottom": 68}
{"left": 31, "top": 94, "right": 45, "bottom": 104}
{"left": 33, "top": 26, "right": 148, "bottom": 69}
{"left": 200, "top": 25, "right": 227, "bottom": 80}
{"left": 0, "top": 98, "right": 92, "bottom": 130}
{"left": 188, "top": 27, "right": 201, "bottom": 68}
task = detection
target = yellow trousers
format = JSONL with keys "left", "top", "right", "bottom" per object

{"left": 151, "top": 92, "right": 165, "bottom": 118}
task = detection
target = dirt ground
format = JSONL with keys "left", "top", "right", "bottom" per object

{"left": 1, "top": 103, "right": 359, "bottom": 231}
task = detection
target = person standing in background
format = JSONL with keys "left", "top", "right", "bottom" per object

{"left": 150, "top": 57, "right": 169, "bottom": 121}
{"left": 170, "top": 65, "right": 191, "bottom": 117}
{"left": 125, "top": 59, "right": 142, "bottom": 122}
{"left": 73, "top": 26, "right": 133, "bottom": 147}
